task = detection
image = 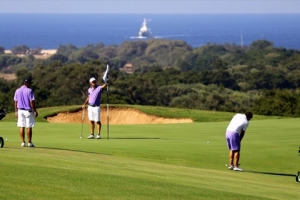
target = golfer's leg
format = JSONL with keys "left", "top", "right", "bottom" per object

{"left": 97, "top": 121, "right": 101, "bottom": 135}
{"left": 230, "top": 132, "right": 241, "bottom": 167}
{"left": 225, "top": 134, "right": 233, "bottom": 166}
{"left": 18, "top": 110, "right": 26, "bottom": 143}
{"left": 20, "top": 127, "right": 25, "bottom": 143}
{"left": 26, "top": 112, "right": 34, "bottom": 144}
{"left": 90, "top": 121, "right": 95, "bottom": 135}
{"left": 229, "top": 150, "right": 234, "bottom": 166}
{"left": 87, "top": 106, "right": 94, "bottom": 135}
{"left": 234, "top": 151, "right": 240, "bottom": 167}
{"left": 96, "top": 107, "right": 101, "bottom": 135}
{"left": 27, "top": 128, "right": 32, "bottom": 143}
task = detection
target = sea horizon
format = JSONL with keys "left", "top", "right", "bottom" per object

{"left": 0, "top": 13, "right": 300, "bottom": 50}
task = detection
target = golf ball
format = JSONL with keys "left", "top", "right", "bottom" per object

{"left": 6, "top": 138, "right": 7, "bottom": 141}
{"left": 207, "top": 141, "right": 209, "bottom": 144}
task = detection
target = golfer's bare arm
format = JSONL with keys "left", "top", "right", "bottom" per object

{"left": 82, "top": 97, "right": 89, "bottom": 109}
{"left": 30, "top": 100, "right": 38, "bottom": 117}
{"left": 14, "top": 101, "right": 18, "bottom": 117}
{"left": 101, "top": 84, "right": 107, "bottom": 89}
{"left": 240, "top": 130, "right": 245, "bottom": 141}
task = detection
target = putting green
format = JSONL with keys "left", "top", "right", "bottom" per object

{"left": 0, "top": 118, "right": 299, "bottom": 199}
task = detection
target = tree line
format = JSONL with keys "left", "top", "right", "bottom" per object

{"left": 0, "top": 39, "right": 300, "bottom": 117}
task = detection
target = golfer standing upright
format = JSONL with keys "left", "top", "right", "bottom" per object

{"left": 225, "top": 111, "right": 253, "bottom": 172}
{"left": 14, "top": 78, "right": 38, "bottom": 147}
{"left": 82, "top": 77, "right": 107, "bottom": 139}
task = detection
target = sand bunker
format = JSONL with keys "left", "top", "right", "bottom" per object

{"left": 46, "top": 107, "right": 193, "bottom": 124}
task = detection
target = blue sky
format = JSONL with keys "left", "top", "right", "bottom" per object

{"left": 1, "top": 0, "right": 300, "bottom": 14}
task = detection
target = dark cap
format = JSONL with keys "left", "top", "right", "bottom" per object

{"left": 24, "top": 78, "right": 33, "bottom": 84}
{"left": 245, "top": 111, "right": 253, "bottom": 120}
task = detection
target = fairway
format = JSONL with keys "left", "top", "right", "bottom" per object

{"left": 0, "top": 118, "right": 300, "bottom": 199}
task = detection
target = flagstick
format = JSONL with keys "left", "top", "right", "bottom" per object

{"left": 106, "top": 83, "right": 109, "bottom": 140}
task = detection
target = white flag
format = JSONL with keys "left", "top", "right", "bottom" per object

{"left": 103, "top": 65, "right": 109, "bottom": 83}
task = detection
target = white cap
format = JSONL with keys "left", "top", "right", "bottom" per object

{"left": 89, "top": 77, "right": 96, "bottom": 83}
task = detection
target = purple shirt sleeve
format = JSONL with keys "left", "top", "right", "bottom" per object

{"left": 14, "top": 89, "right": 18, "bottom": 101}
{"left": 30, "top": 90, "right": 35, "bottom": 101}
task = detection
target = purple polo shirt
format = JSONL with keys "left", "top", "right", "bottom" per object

{"left": 88, "top": 85, "right": 102, "bottom": 106}
{"left": 14, "top": 85, "right": 35, "bottom": 110}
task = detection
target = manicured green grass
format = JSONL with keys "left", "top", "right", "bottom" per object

{"left": 3, "top": 105, "right": 283, "bottom": 123}
{"left": 0, "top": 117, "right": 300, "bottom": 199}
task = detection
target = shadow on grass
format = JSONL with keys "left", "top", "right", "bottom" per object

{"left": 37, "top": 147, "right": 113, "bottom": 156}
{"left": 110, "top": 137, "right": 161, "bottom": 140}
{"left": 247, "top": 170, "right": 295, "bottom": 177}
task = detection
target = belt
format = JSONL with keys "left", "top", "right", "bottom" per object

{"left": 19, "top": 108, "right": 32, "bottom": 112}
{"left": 89, "top": 104, "right": 99, "bottom": 107}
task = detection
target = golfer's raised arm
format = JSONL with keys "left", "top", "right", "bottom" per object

{"left": 101, "top": 83, "right": 107, "bottom": 89}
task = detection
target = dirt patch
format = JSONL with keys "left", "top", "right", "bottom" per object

{"left": 46, "top": 107, "right": 193, "bottom": 124}
{"left": 4, "top": 49, "right": 57, "bottom": 59}
{"left": 34, "top": 49, "right": 57, "bottom": 59}
{"left": 0, "top": 73, "right": 16, "bottom": 80}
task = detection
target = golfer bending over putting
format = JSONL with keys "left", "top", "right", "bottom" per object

{"left": 225, "top": 111, "right": 253, "bottom": 172}
{"left": 82, "top": 77, "right": 107, "bottom": 139}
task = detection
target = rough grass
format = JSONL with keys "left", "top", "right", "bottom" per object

{"left": 0, "top": 117, "right": 300, "bottom": 199}
{"left": 125, "top": 105, "right": 282, "bottom": 122}
{"left": 3, "top": 105, "right": 81, "bottom": 122}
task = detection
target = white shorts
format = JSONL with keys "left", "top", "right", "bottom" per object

{"left": 17, "top": 109, "right": 35, "bottom": 128}
{"left": 88, "top": 106, "right": 100, "bottom": 122}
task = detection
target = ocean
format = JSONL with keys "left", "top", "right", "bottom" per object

{"left": 0, "top": 13, "right": 300, "bottom": 50}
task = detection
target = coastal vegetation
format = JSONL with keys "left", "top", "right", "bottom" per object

{"left": 0, "top": 39, "right": 300, "bottom": 116}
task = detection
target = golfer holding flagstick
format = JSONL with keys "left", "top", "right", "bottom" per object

{"left": 82, "top": 66, "right": 109, "bottom": 139}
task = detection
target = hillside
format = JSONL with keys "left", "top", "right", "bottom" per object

{"left": 1, "top": 39, "right": 300, "bottom": 117}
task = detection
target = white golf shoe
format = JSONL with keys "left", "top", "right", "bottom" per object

{"left": 96, "top": 134, "right": 101, "bottom": 139}
{"left": 88, "top": 134, "right": 95, "bottom": 139}
{"left": 28, "top": 143, "right": 35, "bottom": 147}
{"left": 21, "top": 142, "right": 26, "bottom": 147}
{"left": 233, "top": 167, "right": 244, "bottom": 172}
{"left": 228, "top": 165, "right": 234, "bottom": 170}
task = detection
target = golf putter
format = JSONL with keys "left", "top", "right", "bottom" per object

{"left": 80, "top": 109, "right": 85, "bottom": 138}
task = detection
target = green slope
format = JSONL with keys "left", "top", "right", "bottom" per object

{"left": 0, "top": 117, "right": 299, "bottom": 199}
{"left": 2, "top": 105, "right": 283, "bottom": 123}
